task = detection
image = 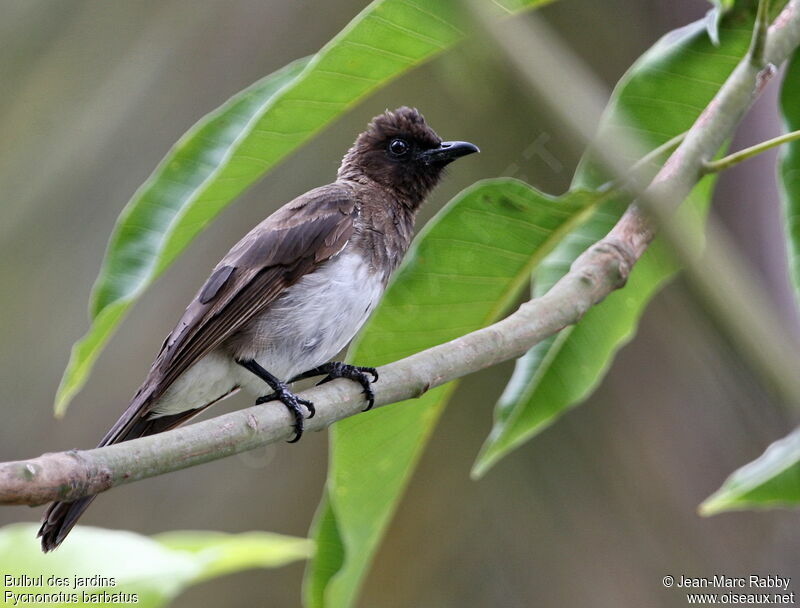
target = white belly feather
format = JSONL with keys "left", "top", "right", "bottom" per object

{"left": 151, "top": 251, "right": 384, "bottom": 416}
{"left": 233, "top": 251, "right": 384, "bottom": 392}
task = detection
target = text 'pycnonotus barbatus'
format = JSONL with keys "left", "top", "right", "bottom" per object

{"left": 38, "top": 106, "right": 478, "bottom": 551}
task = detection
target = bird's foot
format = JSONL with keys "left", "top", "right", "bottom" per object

{"left": 291, "top": 362, "right": 379, "bottom": 411}
{"left": 237, "top": 359, "right": 315, "bottom": 443}
{"left": 256, "top": 385, "right": 315, "bottom": 443}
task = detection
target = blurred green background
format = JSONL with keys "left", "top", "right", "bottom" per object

{"left": 1, "top": 0, "right": 799, "bottom": 606}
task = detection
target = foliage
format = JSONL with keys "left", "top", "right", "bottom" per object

{"left": 698, "top": 45, "right": 800, "bottom": 515}
{"left": 780, "top": 52, "right": 800, "bottom": 313}
{"left": 701, "top": 428, "right": 800, "bottom": 514}
{"left": 705, "top": 0, "right": 735, "bottom": 45}
{"left": 473, "top": 12, "right": 755, "bottom": 476}
{"left": 34, "top": 0, "right": 800, "bottom": 605}
{"left": 0, "top": 524, "right": 312, "bottom": 608}
{"left": 304, "top": 180, "right": 604, "bottom": 607}
{"left": 55, "top": 0, "right": 554, "bottom": 416}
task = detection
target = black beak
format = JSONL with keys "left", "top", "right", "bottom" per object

{"left": 417, "top": 140, "right": 480, "bottom": 166}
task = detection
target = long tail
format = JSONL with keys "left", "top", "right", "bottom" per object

{"left": 38, "top": 496, "right": 97, "bottom": 552}
{"left": 37, "top": 388, "right": 238, "bottom": 552}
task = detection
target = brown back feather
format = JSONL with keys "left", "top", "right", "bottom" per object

{"left": 97, "top": 183, "right": 356, "bottom": 447}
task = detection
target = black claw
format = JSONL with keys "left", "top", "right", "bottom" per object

{"left": 282, "top": 389, "right": 308, "bottom": 443}
{"left": 304, "top": 363, "right": 378, "bottom": 411}
{"left": 300, "top": 397, "right": 316, "bottom": 419}
{"left": 255, "top": 387, "right": 310, "bottom": 442}
{"left": 362, "top": 387, "right": 376, "bottom": 411}
{"left": 287, "top": 421, "right": 303, "bottom": 443}
{"left": 238, "top": 359, "right": 316, "bottom": 443}
{"left": 287, "top": 362, "right": 379, "bottom": 412}
{"left": 349, "top": 366, "right": 377, "bottom": 411}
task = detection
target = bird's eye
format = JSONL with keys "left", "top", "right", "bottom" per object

{"left": 388, "top": 138, "right": 409, "bottom": 157}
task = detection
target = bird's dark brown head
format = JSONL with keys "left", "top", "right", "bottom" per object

{"left": 338, "top": 107, "right": 479, "bottom": 209}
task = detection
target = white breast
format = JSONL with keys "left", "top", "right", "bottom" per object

{"left": 232, "top": 251, "right": 385, "bottom": 396}
{"left": 150, "top": 251, "right": 385, "bottom": 417}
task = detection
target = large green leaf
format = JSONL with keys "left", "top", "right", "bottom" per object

{"left": 779, "top": 51, "right": 800, "bottom": 308}
{"left": 54, "top": 58, "right": 307, "bottom": 415}
{"left": 304, "top": 179, "right": 605, "bottom": 608}
{"left": 0, "top": 524, "right": 312, "bottom": 607}
{"left": 473, "top": 10, "right": 756, "bottom": 477}
{"left": 55, "top": 0, "right": 555, "bottom": 415}
{"left": 700, "top": 428, "right": 800, "bottom": 514}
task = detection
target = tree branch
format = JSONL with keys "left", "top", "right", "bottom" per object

{"left": 3, "top": 0, "right": 800, "bottom": 507}
{"left": 474, "top": 0, "right": 800, "bottom": 410}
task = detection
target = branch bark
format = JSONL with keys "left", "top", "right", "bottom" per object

{"left": 3, "top": 0, "right": 800, "bottom": 507}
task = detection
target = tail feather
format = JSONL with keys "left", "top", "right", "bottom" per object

{"left": 37, "top": 387, "right": 239, "bottom": 552}
{"left": 38, "top": 496, "right": 97, "bottom": 552}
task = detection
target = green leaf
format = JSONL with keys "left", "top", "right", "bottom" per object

{"left": 304, "top": 179, "right": 605, "bottom": 608}
{"left": 779, "top": 51, "right": 800, "bottom": 308}
{"left": 55, "top": 0, "right": 555, "bottom": 416}
{"left": 700, "top": 428, "right": 800, "bottom": 514}
{"left": 0, "top": 524, "right": 312, "bottom": 607}
{"left": 152, "top": 530, "right": 315, "bottom": 581}
{"left": 54, "top": 57, "right": 308, "bottom": 416}
{"left": 303, "top": 499, "right": 345, "bottom": 606}
{"left": 473, "top": 11, "right": 756, "bottom": 477}
{"left": 712, "top": 52, "right": 800, "bottom": 513}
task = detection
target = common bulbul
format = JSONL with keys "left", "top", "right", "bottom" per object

{"left": 38, "top": 106, "right": 478, "bottom": 551}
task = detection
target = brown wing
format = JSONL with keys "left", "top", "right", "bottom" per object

{"left": 98, "top": 183, "right": 356, "bottom": 446}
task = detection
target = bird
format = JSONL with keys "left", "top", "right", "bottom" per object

{"left": 38, "top": 106, "right": 478, "bottom": 551}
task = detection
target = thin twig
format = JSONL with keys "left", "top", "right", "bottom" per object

{"left": 704, "top": 128, "right": 800, "bottom": 173}
{"left": 605, "top": 130, "right": 688, "bottom": 191}
{"left": 750, "top": 0, "right": 772, "bottom": 67}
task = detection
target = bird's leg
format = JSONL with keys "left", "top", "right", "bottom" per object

{"left": 236, "top": 359, "right": 314, "bottom": 443}
{"left": 290, "top": 362, "right": 379, "bottom": 411}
